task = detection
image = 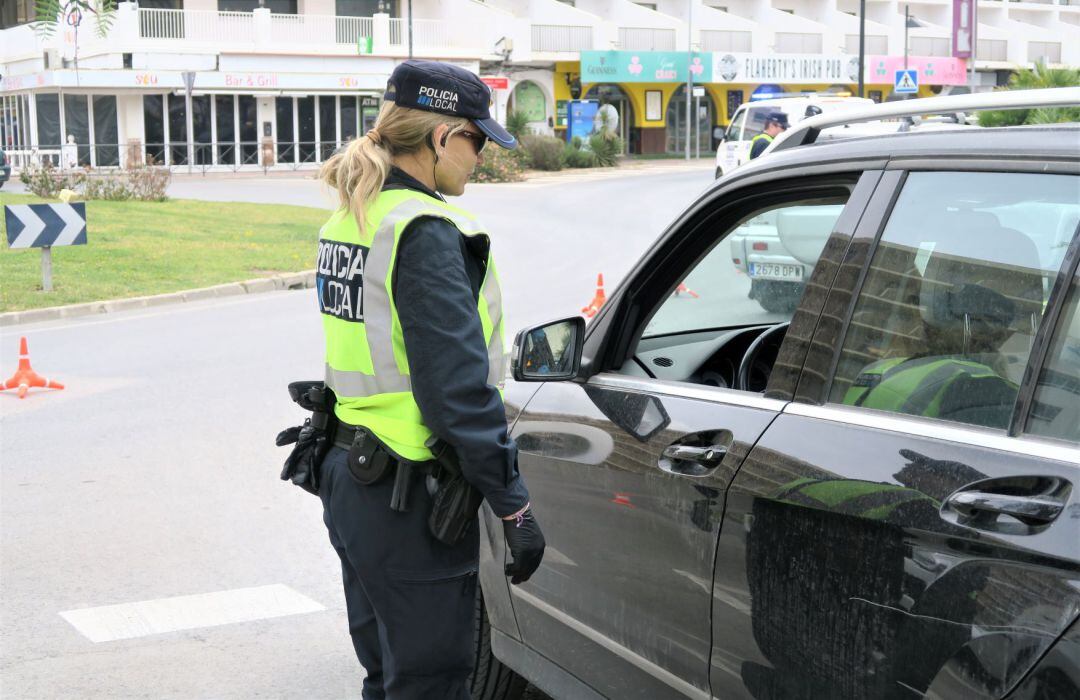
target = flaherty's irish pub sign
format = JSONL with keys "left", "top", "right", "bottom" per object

{"left": 580, "top": 51, "right": 968, "bottom": 86}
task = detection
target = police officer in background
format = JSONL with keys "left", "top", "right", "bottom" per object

{"left": 315, "top": 60, "right": 545, "bottom": 699}
{"left": 749, "top": 111, "right": 790, "bottom": 160}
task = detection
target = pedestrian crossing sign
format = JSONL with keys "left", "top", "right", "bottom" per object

{"left": 895, "top": 69, "right": 919, "bottom": 94}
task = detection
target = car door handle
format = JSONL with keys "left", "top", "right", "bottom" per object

{"left": 945, "top": 491, "right": 1065, "bottom": 524}
{"left": 661, "top": 444, "right": 727, "bottom": 467}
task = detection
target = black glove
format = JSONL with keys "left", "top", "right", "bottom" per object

{"left": 502, "top": 508, "right": 545, "bottom": 585}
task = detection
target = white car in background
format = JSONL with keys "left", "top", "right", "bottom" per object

{"left": 715, "top": 94, "right": 875, "bottom": 178}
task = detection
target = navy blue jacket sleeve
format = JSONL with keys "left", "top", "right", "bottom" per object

{"left": 393, "top": 217, "right": 530, "bottom": 518}
{"left": 749, "top": 137, "right": 770, "bottom": 160}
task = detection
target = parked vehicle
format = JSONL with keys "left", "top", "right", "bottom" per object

{"left": 467, "top": 88, "right": 1080, "bottom": 700}
{"left": 715, "top": 94, "right": 874, "bottom": 178}
{"left": 0, "top": 148, "right": 10, "bottom": 188}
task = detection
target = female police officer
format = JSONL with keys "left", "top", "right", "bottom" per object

{"left": 316, "top": 60, "right": 545, "bottom": 699}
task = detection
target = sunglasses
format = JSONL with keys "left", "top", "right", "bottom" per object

{"left": 456, "top": 130, "right": 489, "bottom": 155}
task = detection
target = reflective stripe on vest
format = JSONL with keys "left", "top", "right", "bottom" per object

{"left": 751, "top": 133, "right": 773, "bottom": 146}
{"left": 318, "top": 189, "right": 507, "bottom": 460}
{"left": 842, "top": 356, "right": 1011, "bottom": 418}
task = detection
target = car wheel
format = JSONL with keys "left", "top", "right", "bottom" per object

{"left": 469, "top": 586, "right": 528, "bottom": 700}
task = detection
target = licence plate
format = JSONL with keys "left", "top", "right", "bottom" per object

{"left": 748, "top": 263, "right": 803, "bottom": 280}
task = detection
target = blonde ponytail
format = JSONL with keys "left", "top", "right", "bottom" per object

{"left": 320, "top": 101, "right": 470, "bottom": 231}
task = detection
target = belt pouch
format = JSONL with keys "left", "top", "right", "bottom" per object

{"left": 347, "top": 427, "right": 393, "bottom": 485}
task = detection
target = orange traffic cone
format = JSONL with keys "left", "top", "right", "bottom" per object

{"left": 2, "top": 337, "right": 65, "bottom": 399}
{"left": 581, "top": 273, "right": 607, "bottom": 319}
{"left": 675, "top": 283, "right": 699, "bottom": 298}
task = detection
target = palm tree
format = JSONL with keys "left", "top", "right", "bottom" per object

{"left": 978, "top": 61, "right": 1080, "bottom": 127}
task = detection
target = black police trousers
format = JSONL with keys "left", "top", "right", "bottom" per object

{"left": 318, "top": 446, "right": 479, "bottom": 700}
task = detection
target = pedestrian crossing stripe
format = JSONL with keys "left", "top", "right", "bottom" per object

{"left": 895, "top": 69, "right": 919, "bottom": 94}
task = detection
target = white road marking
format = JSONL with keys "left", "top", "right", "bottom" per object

{"left": 59, "top": 584, "right": 325, "bottom": 643}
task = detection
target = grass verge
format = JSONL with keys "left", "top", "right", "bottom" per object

{"left": 1, "top": 193, "right": 327, "bottom": 312}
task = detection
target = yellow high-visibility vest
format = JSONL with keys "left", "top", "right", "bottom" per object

{"left": 317, "top": 188, "right": 507, "bottom": 461}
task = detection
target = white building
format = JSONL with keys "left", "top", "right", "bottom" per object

{"left": 1, "top": 0, "right": 1076, "bottom": 166}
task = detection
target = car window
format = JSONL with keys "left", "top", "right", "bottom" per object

{"left": 742, "top": 107, "right": 771, "bottom": 141}
{"left": 827, "top": 171, "right": 1079, "bottom": 431}
{"left": 1026, "top": 269, "right": 1080, "bottom": 444}
{"left": 644, "top": 201, "right": 844, "bottom": 339}
{"left": 725, "top": 108, "right": 747, "bottom": 142}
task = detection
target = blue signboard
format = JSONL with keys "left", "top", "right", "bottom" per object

{"left": 894, "top": 69, "right": 919, "bottom": 94}
{"left": 567, "top": 100, "right": 599, "bottom": 143}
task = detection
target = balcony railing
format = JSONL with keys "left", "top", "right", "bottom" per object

{"left": 134, "top": 9, "right": 478, "bottom": 54}
{"left": 139, "top": 8, "right": 255, "bottom": 44}
{"left": 618, "top": 27, "right": 676, "bottom": 51}
{"left": 531, "top": 24, "right": 593, "bottom": 52}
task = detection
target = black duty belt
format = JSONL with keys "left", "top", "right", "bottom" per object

{"left": 332, "top": 422, "right": 436, "bottom": 476}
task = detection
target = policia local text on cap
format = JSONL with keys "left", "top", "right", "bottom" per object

{"left": 275, "top": 60, "right": 545, "bottom": 699}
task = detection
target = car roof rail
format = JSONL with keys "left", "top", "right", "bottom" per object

{"left": 769, "top": 87, "right": 1080, "bottom": 154}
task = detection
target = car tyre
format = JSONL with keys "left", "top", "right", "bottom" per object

{"left": 469, "top": 586, "right": 528, "bottom": 700}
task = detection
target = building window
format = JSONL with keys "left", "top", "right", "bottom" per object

{"left": 0, "top": 0, "right": 36, "bottom": 30}
{"left": 93, "top": 95, "right": 119, "bottom": 167}
{"left": 276, "top": 97, "right": 295, "bottom": 162}
{"left": 218, "top": 0, "right": 297, "bottom": 12}
{"left": 1027, "top": 41, "right": 1062, "bottom": 64}
{"left": 143, "top": 95, "right": 166, "bottom": 165}
{"left": 908, "top": 36, "right": 951, "bottom": 57}
{"left": 775, "top": 32, "right": 823, "bottom": 54}
{"left": 36, "top": 94, "right": 61, "bottom": 150}
{"left": 977, "top": 39, "right": 1007, "bottom": 61}
{"left": 339, "top": 96, "right": 358, "bottom": 142}
{"left": 168, "top": 93, "right": 188, "bottom": 165}
{"left": 319, "top": 96, "right": 337, "bottom": 161}
{"left": 239, "top": 95, "right": 258, "bottom": 165}
{"left": 701, "top": 30, "right": 751, "bottom": 52}
{"left": 845, "top": 34, "right": 888, "bottom": 55}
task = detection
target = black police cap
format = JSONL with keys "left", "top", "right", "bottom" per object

{"left": 384, "top": 60, "right": 517, "bottom": 149}
{"left": 765, "top": 111, "right": 790, "bottom": 128}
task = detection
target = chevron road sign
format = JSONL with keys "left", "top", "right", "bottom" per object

{"left": 4, "top": 203, "right": 88, "bottom": 292}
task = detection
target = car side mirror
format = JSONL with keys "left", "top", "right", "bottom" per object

{"left": 511, "top": 316, "right": 585, "bottom": 382}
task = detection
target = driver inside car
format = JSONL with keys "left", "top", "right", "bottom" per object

{"left": 841, "top": 220, "right": 1044, "bottom": 430}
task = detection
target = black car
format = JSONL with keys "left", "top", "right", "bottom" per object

{"left": 0, "top": 148, "right": 11, "bottom": 188}
{"left": 466, "top": 104, "right": 1080, "bottom": 700}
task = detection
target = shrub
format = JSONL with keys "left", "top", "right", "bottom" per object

{"left": 505, "top": 110, "right": 530, "bottom": 140}
{"left": 563, "top": 142, "right": 597, "bottom": 168}
{"left": 17, "top": 162, "right": 171, "bottom": 201}
{"left": 19, "top": 162, "right": 79, "bottom": 198}
{"left": 520, "top": 134, "right": 565, "bottom": 171}
{"left": 124, "top": 165, "right": 172, "bottom": 201}
{"left": 472, "top": 146, "right": 526, "bottom": 183}
{"left": 588, "top": 133, "right": 623, "bottom": 167}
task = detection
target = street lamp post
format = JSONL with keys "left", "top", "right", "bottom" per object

{"left": 905, "top": 5, "right": 911, "bottom": 70}
{"left": 857, "top": 0, "right": 866, "bottom": 98}
{"left": 685, "top": 0, "right": 692, "bottom": 161}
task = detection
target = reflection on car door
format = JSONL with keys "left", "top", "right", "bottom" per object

{"left": 709, "top": 167, "right": 1080, "bottom": 699}
{"left": 511, "top": 378, "right": 786, "bottom": 698}
{"left": 507, "top": 174, "right": 882, "bottom": 698}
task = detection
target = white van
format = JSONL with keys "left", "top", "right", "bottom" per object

{"left": 715, "top": 94, "right": 875, "bottom": 178}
